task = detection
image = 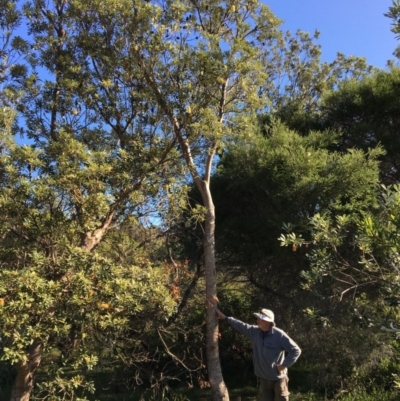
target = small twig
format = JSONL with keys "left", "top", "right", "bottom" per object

{"left": 338, "top": 281, "right": 377, "bottom": 301}
{"left": 157, "top": 330, "right": 195, "bottom": 372}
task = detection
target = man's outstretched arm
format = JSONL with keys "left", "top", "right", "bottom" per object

{"left": 216, "top": 308, "right": 256, "bottom": 340}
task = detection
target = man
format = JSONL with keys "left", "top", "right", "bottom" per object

{"left": 216, "top": 308, "right": 301, "bottom": 401}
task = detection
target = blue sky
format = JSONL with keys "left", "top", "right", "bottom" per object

{"left": 264, "top": 0, "right": 398, "bottom": 69}
{"left": 12, "top": 1, "right": 397, "bottom": 69}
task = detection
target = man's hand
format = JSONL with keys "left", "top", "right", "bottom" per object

{"left": 216, "top": 308, "right": 226, "bottom": 320}
{"left": 276, "top": 364, "right": 286, "bottom": 373}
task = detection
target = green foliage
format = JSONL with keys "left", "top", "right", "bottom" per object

{"left": 335, "top": 388, "right": 399, "bottom": 401}
{"left": 279, "top": 185, "right": 400, "bottom": 392}
{"left": 33, "top": 373, "right": 96, "bottom": 401}
{"left": 280, "top": 184, "right": 400, "bottom": 304}
{"left": 211, "top": 119, "right": 389, "bottom": 392}
{"left": 385, "top": 0, "right": 400, "bottom": 58}
{"left": 0, "top": 2, "right": 187, "bottom": 398}
{"left": 0, "top": 145, "right": 178, "bottom": 395}
{"left": 262, "top": 29, "right": 372, "bottom": 120}
{"left": 216, "top": 121, "right": 382, "bottom": 266}
{"left": 1, "top": 1, "right": 399, "bottom": 399}
{"left": 279, "top": 68, "right": 400, "bottom": 185}
{"left": 0, "top": 1, "right": 22, "bottom": 92}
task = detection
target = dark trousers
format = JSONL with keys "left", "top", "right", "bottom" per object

{"left": 259, "top": 376, "right": 290, "bottom": 401}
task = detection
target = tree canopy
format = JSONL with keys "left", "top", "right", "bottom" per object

{"left": 1, "top": 1, "right": 400, "bottom": 401}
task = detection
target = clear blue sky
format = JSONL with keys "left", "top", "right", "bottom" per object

{"left": 264, "top": 0, "right": 398, "bottom": 69}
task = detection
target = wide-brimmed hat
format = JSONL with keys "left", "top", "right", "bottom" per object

{"left": 254, "top": 308, "right": 275, "bottom": 323}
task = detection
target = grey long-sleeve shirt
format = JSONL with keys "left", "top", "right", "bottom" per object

{"left": 226, "top": 316, "right": 301, "bottom": 380}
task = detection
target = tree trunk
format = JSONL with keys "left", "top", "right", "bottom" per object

{"left": 10, "top": 340, "right": 43, "bottom": 401}
{"left": 199, "top": 180, "right": 230, "bottom": 401}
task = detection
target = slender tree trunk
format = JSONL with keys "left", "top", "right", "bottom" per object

{"left": 10, "top": 340, "right": 43, "bottom": 401}
{"left": 148, "top": 65, "right": 230, "bottom": 398}
{"left": 199, "top": 180, "right": 230, "bottom": 401}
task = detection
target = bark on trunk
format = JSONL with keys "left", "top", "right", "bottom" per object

{"left": 10, "top": 341, "right": 43, "bottom": 401}
{"left": 199, "top": 180, "right": 230, "bottom": 401}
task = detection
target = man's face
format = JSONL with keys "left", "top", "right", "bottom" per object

{"left": 257, "top": 317, "right": 272, "bottom": 332}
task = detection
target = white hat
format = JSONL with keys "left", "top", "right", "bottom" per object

{"left": 254, "top": 308, "right": 275, "bottom": 323}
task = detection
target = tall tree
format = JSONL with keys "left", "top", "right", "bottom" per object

{"left": 317, "top": 68, "right": 400, "bottom": 184}
{"left": 103, "top": 2, "right": 282, "bottom": 399}
{"left": 1, "top": 0, "right": 183, "bottom": 399}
